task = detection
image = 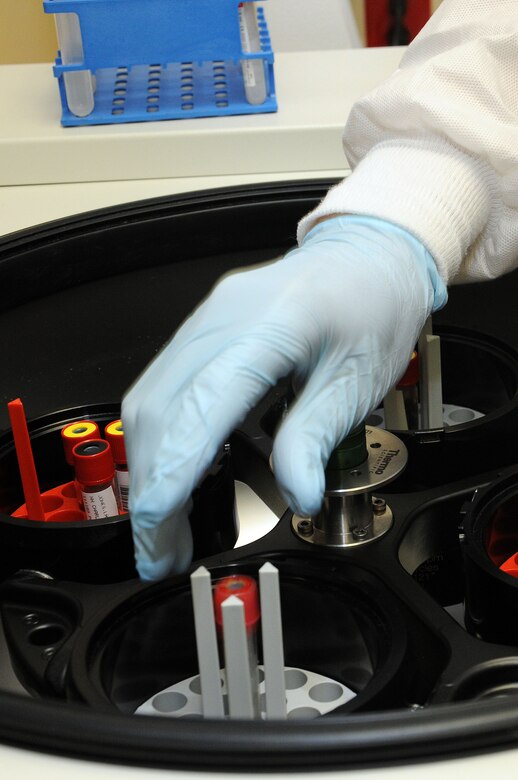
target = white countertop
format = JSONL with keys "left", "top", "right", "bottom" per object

{"left": 1, "top": 47, "right": 395, "bottom": 236}
{"left": 0, "top": 47, "right": 402, "bottom": 237}
{"left": 0, "top": 48, "right": 404, "bottom": 188}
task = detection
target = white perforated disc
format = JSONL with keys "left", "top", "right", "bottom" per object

{"left": 135, "top": 666, "right": 356, "bottom": 720}
{"left": 366, "top": 403, "right": 483, "bottom": 430}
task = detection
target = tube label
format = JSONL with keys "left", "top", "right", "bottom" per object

{"left": 82, "top": 486, "right": 119, "bottom": 520}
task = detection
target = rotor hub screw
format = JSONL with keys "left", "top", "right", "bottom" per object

{"left": 297, "top": 518, "right": 313, "bottom": 536}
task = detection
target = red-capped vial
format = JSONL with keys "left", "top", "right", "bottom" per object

{"left": 72, "top": 439, "right": 120, "bottom": 520}
{"left": 213, "top": 575, "right": 261, "bottom": 632}
{"left": 104, "top": 419, "right": 129, "bottom": 513}
{"left": 61, "top": 420, "right": 100, "bottom": 466}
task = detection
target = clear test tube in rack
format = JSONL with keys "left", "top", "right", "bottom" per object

{"left": 54, "top": 11, "right": 95, "bottom": 117}
{"left": 238, "top": 1, "right": 267, "bottom": 104}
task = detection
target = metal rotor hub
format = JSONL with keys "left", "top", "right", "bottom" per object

{"left": 292, "top": 427, "right": 407, "bottom": 548}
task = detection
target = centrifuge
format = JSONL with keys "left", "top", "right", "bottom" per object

{"left": 2, "top": 43, "right": 518, "bottom": 780}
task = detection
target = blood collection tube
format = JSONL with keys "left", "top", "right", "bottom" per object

{"left": 397, "top": 350, "right": 420, "bottom": 430}
{"left": 214, "top": 575, "right": 261, "bottom": 717}
{"left": 62, "top": 420, "right": 101, "bottom": 511}
{"left": 72, "top": 439, "right": 120, "bottom": 520}
{"left": 61, "top": 420, "right": 100, "bottom": 466}
{"left": 104, "top": 419, "right": 129, "bottom": 513}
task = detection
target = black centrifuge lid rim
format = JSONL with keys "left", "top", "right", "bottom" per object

{"left": 1, "top": 182, "right": 518, "bottom": 768}
{"left": 1, "top": 688, "right": 518, "bottom": 769}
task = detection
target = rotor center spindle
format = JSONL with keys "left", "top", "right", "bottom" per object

{"left": 293, "top": 425, "right": 407, "bottom": 548}
{"left": 314, "top": 426, "right": 372, "bottom": 543}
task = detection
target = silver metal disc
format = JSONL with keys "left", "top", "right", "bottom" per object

{"left": 324, "top": 427, "right": 407, "bottom": 496}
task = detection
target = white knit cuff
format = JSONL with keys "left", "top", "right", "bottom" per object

{"left": 297, "top": 138, "right": 495, "bottom": 284}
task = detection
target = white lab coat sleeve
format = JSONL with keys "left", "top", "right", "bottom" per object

{"left": 297, "top": 0, "right": 518, "bottom": 285}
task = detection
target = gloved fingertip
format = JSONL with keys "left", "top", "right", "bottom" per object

{"left": 129, "top": 505, "right": 159, "bottom": 532}
{"left": 129, "top": 476, "right": 189, "bottom": 532}
{"left": 131, "top": 504, "right": 194, "bottom": 581}
{"left": 272, "top": 442, "right": 325, "bottom": 518}
{"left": 280, "top": 484, "right": 324, "bottom": 519}
{"left": 135, "top": 558, "right": 169, "bottom": 582}
{"left": 135, "top": 554, "right": 189, "bottom": 582}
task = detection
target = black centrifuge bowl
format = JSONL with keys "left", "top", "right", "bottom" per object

{"left": 2, "top": 181, "right": 518, "bottom": 769}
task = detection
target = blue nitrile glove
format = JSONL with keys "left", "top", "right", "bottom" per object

{"left": 122, "top": 215, "right": 447, "bottom": 580}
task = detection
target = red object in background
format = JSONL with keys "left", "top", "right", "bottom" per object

{"left": 365, "top": 1, "right": 431, "bottom": 47}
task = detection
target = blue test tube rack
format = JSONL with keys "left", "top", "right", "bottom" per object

{"left": 43, "top": 0, "right": 277, "bottom": 126}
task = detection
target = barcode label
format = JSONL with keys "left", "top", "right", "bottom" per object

{"left": 117, "top": 469, "right": 130, "bottom": 512}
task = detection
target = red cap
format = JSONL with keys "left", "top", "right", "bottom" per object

{"left": 397, "top": 350, "right": 419, "bottom": 389}
{"left": 72, "top": 439, "right": 115, "bottom": 486}
{"left": 104, "top": 419, "right": 127, "bottom": 465}
{"left": 61, "top": 420, "right": 100, "bottom": 466}
{"left": 213, "top": 575, "right": 260, "bottom": 630}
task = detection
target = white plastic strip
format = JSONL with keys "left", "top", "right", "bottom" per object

{"left": 190, "top": 567, "right": 224, "bottom": 718}
{"left": 419, "top": 333, "right": 443, "bottom": 429}
{"left": 221, "top": 595, "right": 257, "bottom": 719}
{"left": 383, "top": 388, "right": 408, "bottom": 431}
{"left": 259, "top": 563, "right": 287, "bottom": 719}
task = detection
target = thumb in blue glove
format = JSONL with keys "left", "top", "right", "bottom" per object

{"left": 122, "top": 215, "right": 447, "bottom": 580}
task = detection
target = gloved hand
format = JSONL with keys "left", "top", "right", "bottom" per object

{"left": 122, "top": 215, "right": 447, "bottom": 580}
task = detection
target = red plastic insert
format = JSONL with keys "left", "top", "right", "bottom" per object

{"left": 13, "top": 481, "right": 86, "bottom": 523}
{"left": 500, "top": 552, "right": 518, "bottom": 579}
{"left": 8, "top": 398, "right": 93, "bottom": 522}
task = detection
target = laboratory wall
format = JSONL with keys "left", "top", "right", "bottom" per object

{"left": 0, "top": 0, "right": 443, "bottom": 64}
{"left": 0, "top": 0, "right": 57, "bottom": 64}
